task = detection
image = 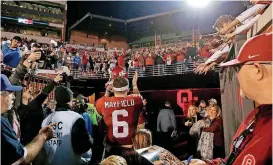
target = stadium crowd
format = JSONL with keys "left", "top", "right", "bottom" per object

{"left": 1, "top": 35, "right": 217, "bottom": 80}
{"left": 1, "top": 1, "right": 272, "bottom": 165}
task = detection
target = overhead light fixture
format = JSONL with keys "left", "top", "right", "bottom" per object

{"left": 186, "top": 0, "right": 211, "bottom": 8}
{"left": 109, "top": 24, "right": 111, "bottom": 27}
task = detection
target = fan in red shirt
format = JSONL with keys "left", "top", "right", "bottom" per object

{"left": 138, "top": 54, "right": 144, "bottom": 67}
{"left": 145, "top": 54, "right": 154, "bottom": 66}
{"left": 200, "top": 45, "right": 212, "bottom": 58}
{"left": 117, "top": 52, "right": 125, "bottom": 67}
{"left": 96, "top": 71, "right": 145, "bottom": 158}
{"left": 192, "top": 33, "right": 272, "bottom": 165}
{"left": 176, "top": 50, "right": 185, "bottom": 63}
{"left": 82, "top": 52, "right": 88, "bottom": 72}
{"left": 133, "top": 53, "right": 140, "bottom": 67}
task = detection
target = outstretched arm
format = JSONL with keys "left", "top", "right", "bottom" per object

{"left": 132, "top": 71, "right": 140, "bottom": 94}
{"left": 22, "top": 123, "right": 55, "bottom": 164}
{"left": 219, "top": 4, "right": 266, "bottom": 35}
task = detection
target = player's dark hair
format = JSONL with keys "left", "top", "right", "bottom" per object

{"left": 113, "top": 76, "right": 128, "bottom": 88}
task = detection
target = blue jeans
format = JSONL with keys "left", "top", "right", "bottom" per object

{"left": 74, "top": 64, "right": 79, "bottom": 70}
{"left": 82, "top": 64, "right": 87, "bottom": 72}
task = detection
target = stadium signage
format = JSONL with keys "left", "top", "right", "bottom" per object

{"left": 49, "top": 23, "right": 64, "bottom": 28}
{"left": 18, "top": 18, "right": 33, "bottom": 25}
{"left": 1, "top": 16, "right": 49, "bottom": 26}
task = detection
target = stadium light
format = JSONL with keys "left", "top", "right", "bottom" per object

{"left": 186, "top": 0, "right": 211, "bottom": 8}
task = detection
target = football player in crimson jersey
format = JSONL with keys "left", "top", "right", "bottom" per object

{"left": 96, "top": 71, "right": 145, "bottom": 162}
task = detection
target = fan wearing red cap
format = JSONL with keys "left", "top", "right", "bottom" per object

{"left": 192, "top": 32, "right": 272, "bottom": 165}
{"left": 221, "top": 32, "right": 272, "bottom": 67}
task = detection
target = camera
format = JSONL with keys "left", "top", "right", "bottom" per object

{"left": 30, "top": 43, "right": 47, "bottom": 62}
{"left": 60, "top": 72, "right": 74, "bottom": 84}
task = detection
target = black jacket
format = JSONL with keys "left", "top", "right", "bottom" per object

{"left": 19, "top": 81, "right": 56, "bottom": 145}
{"left": 155, "top": 55, "right": 164, "bottom": 65}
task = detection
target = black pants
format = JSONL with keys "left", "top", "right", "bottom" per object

{"left": 158, "top": 132, "right": 173, "bottom": 152}
{"left": 213, "top": 146, "right": 225, "bottom": 158}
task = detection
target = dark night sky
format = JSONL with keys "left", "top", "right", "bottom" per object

{"left": 67, "top": 1, "right": 247, "bottom": 40}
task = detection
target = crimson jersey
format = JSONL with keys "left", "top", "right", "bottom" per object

{"left": 96, "top": 95, "right": 144, "bottom": 145}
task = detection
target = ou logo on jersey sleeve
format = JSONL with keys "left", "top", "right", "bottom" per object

{"left": 242, "top": 154, "right": 256, "bottom": 165}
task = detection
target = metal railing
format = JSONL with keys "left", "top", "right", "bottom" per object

{"left": 70, "top": 61, "right": 220, "bottom": 79}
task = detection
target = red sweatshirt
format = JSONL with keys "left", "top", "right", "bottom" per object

{"left": 82, "top": 54, "right": 88, "bottom": 65}
{"left": 117, "top": 55, "right": 125, "bottom": 67}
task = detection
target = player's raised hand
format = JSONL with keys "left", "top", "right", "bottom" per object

{"left": 132, "top": 71, "right": 138, "bottom": 86}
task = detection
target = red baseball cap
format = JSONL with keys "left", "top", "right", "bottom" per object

{"left": 221, "top": 32, "right": 272, "bottom": 67}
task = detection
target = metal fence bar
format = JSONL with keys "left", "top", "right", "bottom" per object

{"left": 70, "top": 61, "right": 221, "bottom": 79}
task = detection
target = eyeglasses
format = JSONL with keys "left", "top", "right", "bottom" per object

{"left": 234, "top": 62, "right": 272, "bottom": 73}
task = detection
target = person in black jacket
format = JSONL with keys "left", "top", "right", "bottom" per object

{"left": 18, "top": 74, "right": 63, "bottom": 145}
{"left": 142, "top": 99, "right": 155, "bottom": 131}
{"left": 89, "top": 55, "right": 94, "bottom": 72}
{"left": 154, "top": 53, "right": 164, "bottom": 65}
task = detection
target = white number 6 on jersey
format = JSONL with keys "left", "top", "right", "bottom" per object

{"left": 112, "top": 109, "right": 129, "bottom": 138}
